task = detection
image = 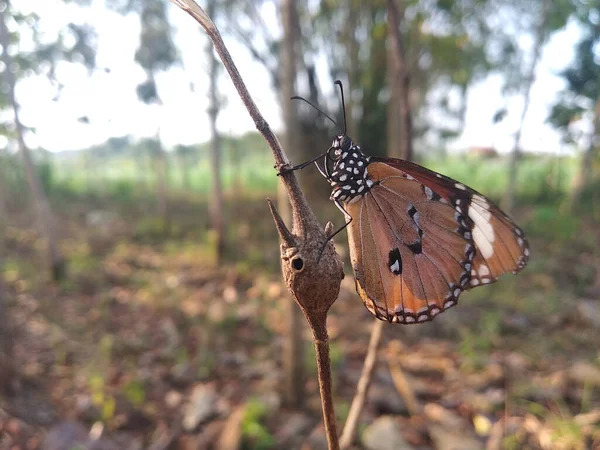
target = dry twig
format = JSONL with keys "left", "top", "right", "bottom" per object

{"left": 339, "top": 319, "right": 384, "bottom": 449}
{"left": 169, "top": 1, "right": 345, "bottom": 448}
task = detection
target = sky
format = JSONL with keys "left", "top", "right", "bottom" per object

{"left": 11, "top": 0, "right": 582, "bottom": 155}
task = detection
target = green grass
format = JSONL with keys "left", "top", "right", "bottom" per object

{"left": 426, "top": 154, "right": 577, "bottom": 205}
{"left": 47, "top": 150, "right": 579, "bottom": 207}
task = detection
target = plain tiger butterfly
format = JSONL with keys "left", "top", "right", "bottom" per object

{"left": 284, "top": 81, "right": 529, "bottom": 324}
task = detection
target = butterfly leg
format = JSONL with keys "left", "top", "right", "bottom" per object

{"left": 276, "top": 152, "right": 326, "bottom": 176}
{"left": 317, "top": 199, "right": 352, "bottom": 262}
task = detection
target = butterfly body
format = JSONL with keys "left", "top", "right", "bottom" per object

{"left": 316, "top": 133, "right": 529, "bottom": 324}
{"left": 326, "top": 135, "right": 373, "bottom": 203}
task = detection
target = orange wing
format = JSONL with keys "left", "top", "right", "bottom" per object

{"left": 371, "top": 157, "right": 529, "bottom": 286}
{"left": 346, "top": 162, "right": 475, "bottom": 323}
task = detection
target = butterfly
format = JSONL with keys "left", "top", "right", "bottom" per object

{"left": 284, "top": 81, "right": 529, "bottom": 324}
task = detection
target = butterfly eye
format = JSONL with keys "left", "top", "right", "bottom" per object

{"left": 340, "top": 136, "right": 352, "bottom": 151}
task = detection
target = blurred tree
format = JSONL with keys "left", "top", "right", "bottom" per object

{"left": 386, "top": 0, "right": 413, "bottom": 160}
{"left": 228, "top": 1, "right": 331, "bottom": 201}
{"left": 280, "top": 0, "right": 306, "bottom": 409}
{"left": 0, "top": 274, "right": 14, "bottom": 396}
{"left": 316, "top": 0, "right": 498, "bottom": 158}
{"left": 0, "top": 4, "right": 78, "bottom": 281}
{"left": 0, "top": 164, "right": 7, "bottom": 224}
{"left": 503, "top": 0, "right": 572, "bottom": 212}
{"left": 206, "top": 0, "right": 225, "bottom": 264}
{"left": 228, "top": 136, "right": 242, "bottom": 195}
{"left": 548, "top": 3, "right": 600, "bottom": 210}
{"left": 107, "top": 0, "right": 179, "bottom": 227}
{"left": 174, "top": 144, "right": 197, "bottom": 192}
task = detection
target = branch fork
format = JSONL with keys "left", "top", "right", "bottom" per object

{"left": 169, "top": 1, "right": 345, "bottom": 447}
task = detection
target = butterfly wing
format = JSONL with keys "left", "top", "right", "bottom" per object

{"left": 371, "top": 157, "right": 529, "bottom": 286}
{"left": 346, "top": 162, "right": 476, "bottom": 323}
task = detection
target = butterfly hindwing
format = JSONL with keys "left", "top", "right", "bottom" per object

{"left": 370, "top": 157, "right": 530, "bottom": 288}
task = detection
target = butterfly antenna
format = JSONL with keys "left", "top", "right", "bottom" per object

{"left": 290, "top": 96, "right": 337, "bottom": 128}
{"left": 334, "top": 80, "right": 347, "bottom": 135}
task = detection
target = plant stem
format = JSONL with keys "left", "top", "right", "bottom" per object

{"left": 308, "top": 312, "right": 339, "bottom": 450}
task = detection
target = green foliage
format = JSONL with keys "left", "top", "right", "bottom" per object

{"left": 548, "top": 3, "right": 599, "bottom": 147}
{"left": 36, "top": 160, "right": 54, "bottom": 194}
{"left": 459, "top": 310, "right": 503, "bottom": 370}
{"left": 89, "top": 373, "right": 116, "bottom": 422}
{"left": 241, "top": 399, "right": 275, "bottom": 450}
{"left": 123, "top": 379, "right": 146, "bottom": 407}
{"left": 528, "top": 205, "right": 579, "bottom": 241}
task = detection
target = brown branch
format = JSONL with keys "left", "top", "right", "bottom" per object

{"left": 387, "top": 341, "right": 422, "bottom": 416}
{"left": 340, "top": 320, "right": 384, "bottom": 449}
{"left": 170, "top": 1, "right": 345, "bottom": 448}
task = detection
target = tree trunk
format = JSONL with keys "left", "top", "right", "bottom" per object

{"left": 179, "top": 153, "right": 191, "bottom": 193}
{"left": 570, "top": 99, "right": 600, "bottom": 210}
{"left": 154, "top": 133, "right": 169, "bottom": 228}
{"left": 344, "top": 0, "right": 360, "bottom": 140}
{"left": 0, "top": 170, "right": 8, "bottom": 223}
{"left": 280, "top": 0, "right": 305, "bottom": 409}
{"left": 386, "top": 0, "right": 413, "bottom": 161}
{"left": 0, "top": 170, "right": 7, "bottom": 257}
{"left": 0, "top": 274, "right": 14, "bottom": 396}
{"left": 230, "top": 138, "right": 242, "bottom": 196}
{"left": 387, "top": 40, "right": 402, "bottom": 158}
{"left": 504, "top": 3, "right": 549, "bottom": 213}
{"left": 206, "top": 0, "right": 225, "bottom": 264}
{"left": 0, "top": 8, "right": 66, "bottom": 281}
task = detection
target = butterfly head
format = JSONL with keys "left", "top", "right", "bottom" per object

{"left": 331, "top": 134, "right": 354, "bottom": 157}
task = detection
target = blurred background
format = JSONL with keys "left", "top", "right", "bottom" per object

{"left": 0, "top": 0, "right": 599, "bottom": 449}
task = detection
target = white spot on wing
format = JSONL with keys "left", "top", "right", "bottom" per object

{"left": 455, "top": 183, "right": 466, "bottom": 190}
{"left": 468, "top": 201, "right": 495, "bottom": 259}
{"left": 478, "top": 264, "right": 490, "bottom": 276}
{"left": 390, "top": 260, "right": 400, "bottom": 272}
{"left": 473, "top": 194, "right": 487, "bottom": 204}
{"left": 425, "top": 186, "right": 433, "bottom": 200}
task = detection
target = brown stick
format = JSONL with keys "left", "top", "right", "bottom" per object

{"left": 387, "top": 342, "right": 421, "bottom": 416}
{"left": 307, "top": 312, "right": 340, "bottom": 450}
{"left": 340, "top": 320, "right": 384, "bottom": 449}
{"left": 170, "top": 2, "right": 345, "bottom": 448}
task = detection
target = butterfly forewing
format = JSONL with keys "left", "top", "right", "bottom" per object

{"left": 346, "top": 162, "right": 475, "bottom": 323}
{"left": 371, "top": 157, "right": 530, "bottom": 289}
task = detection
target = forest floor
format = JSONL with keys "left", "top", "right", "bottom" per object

{"left": 1, "top": 193, "right": 599, "bottom": 450}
